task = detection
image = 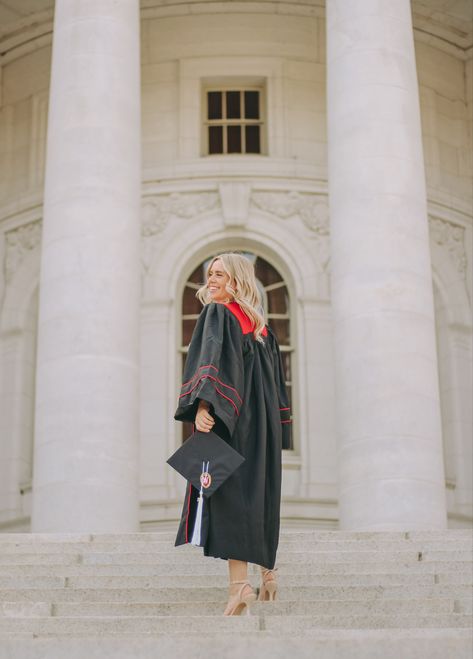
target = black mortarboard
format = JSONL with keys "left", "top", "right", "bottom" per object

{"left": 167, "top": 430, "right": 245, "bottom": 497}
{"left": 167, "top": 430, "right": 245, "bottom": 547}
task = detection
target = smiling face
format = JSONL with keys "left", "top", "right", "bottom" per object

{"left": 207, "top": 258, "right": 232, "bottom": 303}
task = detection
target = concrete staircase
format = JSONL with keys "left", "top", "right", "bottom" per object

{"left": 0, "top": 529, "right": 471, "bottom": 658}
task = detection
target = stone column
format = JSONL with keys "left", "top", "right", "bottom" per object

{"left": 31, "top": 0, "right": 142, "bottom": 532}
{"left": 326, "top": 0, "right": 447, "bottom": 529}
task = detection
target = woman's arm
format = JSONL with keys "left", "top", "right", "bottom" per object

{"left": 175, "top": 303, "right": 244, "bottom": 440}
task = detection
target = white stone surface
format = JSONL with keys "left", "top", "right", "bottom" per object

{"left": 30, "top": 0, "right": 142, "bottom": 532}
{"left": 326, "top": 0, "right": 448, "bottom": 529}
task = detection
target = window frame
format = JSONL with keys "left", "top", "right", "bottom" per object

{"left": 201, "top": 83, "right": 267, "bottom": 156}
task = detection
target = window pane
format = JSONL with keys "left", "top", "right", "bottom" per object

{"left": 268, "top": 318, "right": 290, "bottom": 345}
{"left": 207, "top": 91, "right": 222, "bottom": 120}
{"left": 285, "top": 384, "right": 293, "bottom": 412}
{"left": 187, "top": 265, "right": 204, "bottom": 285}
{"left": 255, "top": 258, "right": 282, "bottom": 286}
{"left": 226, "top": 91, "right": 241, "bottom": 119}
{"left": 182, "top": 286, "right": 202, "bottom": 316}
{"left": 282, "top": 351, "right": 292, "bottom": 382}
{"left": 267, "top": 286, "right": 288, "bottom": 314}
{"left": 244, "top": 91, "right": 259, "bottom": 119}
{"left": 245, "top": 125, "right": 260, "bottom": 153}
{"left": 182, "top": 319, "right": 197, "bottom": 345}
{"left": 209, "top": 126, "right": 223, "bottom": 154}
{"left": 227, "top": 125, "right": 241, "bottom": 153}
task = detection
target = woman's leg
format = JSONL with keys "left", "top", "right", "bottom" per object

{"left": 223, "top": 559, "right": 255, "bottom": 615}
{"left": 258, "top": 564, "right": 278, "bottom": 601}
{"left": 229, "top": 559, "right": 248, "bottom": 582}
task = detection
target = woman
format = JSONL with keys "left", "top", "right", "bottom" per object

{"left": 174, "top": 253, "right": 292, "bottom": 615}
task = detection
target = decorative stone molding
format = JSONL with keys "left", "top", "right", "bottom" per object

{"left": 219, "top": 182, "right": 251, "bottom": 227}
{"left": 4, "top": 220, "right": 42, "bottom": 283}
{"left": 429, "top": 216, "right": 467, "bottom": 278}
{"left": 141, "top": 198, "right": 167, "bottom": 237}
{"left": 299, "top": 199, "right": 329, "bottom": 236}
{"left": 141, "top": 192, "right": 219, "bottom": 237}
{"left": 252, "top": 190, "right": 303, "bottom": 219}
{"left": 252, "top": 190, "right": 329, "bottom": 233}
{"left": 251, "top": 190, "right": 330, "bottom": 271}
{"left": 141, "top": 191, "right": 219, "bottom": 271}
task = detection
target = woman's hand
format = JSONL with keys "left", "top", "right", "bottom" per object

{"left": 195, "top": 400, "right": 215, "bottom": 433}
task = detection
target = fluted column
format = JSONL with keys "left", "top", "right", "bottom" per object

{"left": 326, "top": 0, "right": 447, "bottom": 529}
{"left": 32, "top": 0, "right": 141, "bottom": 532}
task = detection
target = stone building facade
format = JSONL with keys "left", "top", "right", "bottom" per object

{"left": 0, "top": 0, "right": 471, "bottom": 533}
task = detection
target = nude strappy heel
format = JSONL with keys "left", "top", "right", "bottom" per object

{"left": 258, "top": 568, "right": 278, "bottom": 602}
{"left": 223, "top": 580, "right": 257, "bottom": 616}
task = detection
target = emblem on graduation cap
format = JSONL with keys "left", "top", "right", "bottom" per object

{"left": 200, "top": 469, "right": 212, "bottom": 489}
{"left": 167, "top": 430, "right": 245, "bottom": 546}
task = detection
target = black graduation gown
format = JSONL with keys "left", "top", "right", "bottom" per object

{"left": 174, "top": 301, "right": 292, "bottom": 569}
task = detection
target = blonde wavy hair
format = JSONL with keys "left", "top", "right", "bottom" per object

{"left": 197, "top": 253, "right": 266, "bottom": 342}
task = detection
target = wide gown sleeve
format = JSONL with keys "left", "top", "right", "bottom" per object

{"left": 268, "top": 327, "right": 293, "bottom": 450}
{"left": 174, "top": 303, "right": 244, "bottom": 440}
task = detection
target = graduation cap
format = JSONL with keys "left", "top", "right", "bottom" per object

{"left": 167, "top": 430, "right": 245, "bottom": 546}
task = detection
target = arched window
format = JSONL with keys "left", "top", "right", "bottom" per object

{"left": 180, "top": 254, "right": 293, "bottom": 442}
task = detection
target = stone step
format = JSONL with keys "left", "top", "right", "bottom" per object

{"left": 0, "top": 613, "right": 470, "bottom": 634}
{"left": 1, "top": 539, "right": 471, "bottom": 554}
{"left": 261, "top": 614, "right": 473, "bottom": 631}
{"left": 1, "top": 628, "right": 471, "bottom": 639}
{"left": 0, "top": 598, "right": 462, "bottom": 618}
{"left": 0, "top": 529, "right": 470, "bottom": 544}
{"left": 0, "top": 559, "right": 470, "bottom": 578}
{"left": 0, "top": 570, "right": 468, "bottom": 594}
{"left": 0, "top": 570, "right": 470, "bottom": 591}
{"left": 0, "top": 564, "right": 458, "bottom": 584}
{"left": 1, "top": 630, "right": 472, "bottom": 659}
{"left": 0, "top": 549, "right": 470, "bottom": 566}
{"left": 77, "top": 549, "right": 473, "bottom": 563}
{"left": 0, "top": 583, "right": 470, "bottom": 603}
{"left": 0, "top": 615, "right": 259, "bottom": 634}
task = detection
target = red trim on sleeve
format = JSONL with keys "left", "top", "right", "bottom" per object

{"left": 180, "top": 368, "right": 242, "bottom": 404}
{"left": 179, "top": 375, "right": 240, "bottom": 416}
{"left": 279, "top": 407, "right": 292, "bottom": 424}
{"left": 181, "top": 364, "right": 218, "bottom": 388}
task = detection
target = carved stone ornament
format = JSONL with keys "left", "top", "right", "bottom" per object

{"left": 141, "top": 192, "right": 219, "bottom": 237}
{"left": 251, "top": 190, "right": 331, "bottom": 271}
{"left": 140, "top": 192, "right": 219, "bottom": 272}
{"left": 251, "top": 190, "right": 329, "bottom": 234}
{"left": 429, "top": 216, "right": 467, "bottom": 277}
{"left": 4, "top": 220, "right": 42, "bottom": 282}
